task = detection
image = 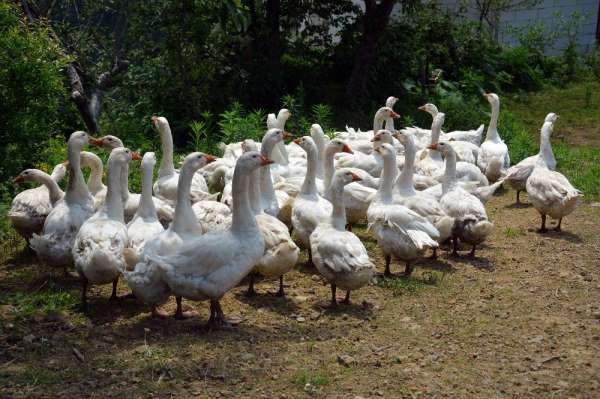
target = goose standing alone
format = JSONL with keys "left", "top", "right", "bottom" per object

{"left": 30, "top": 132, "right": 96, "bottom": 269}
{"left": 311, "top": 169, "right": 375, "bottom": 307}
{"left": 10, "top": 164, "right": 66, "bottom": 243}
{"left": 73, "top": 147, "right": 141, "bottom": 311}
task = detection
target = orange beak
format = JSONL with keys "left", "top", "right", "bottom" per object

{"left": 428, "top": 143, "right": 439, "bottom": 150}
{"left": 342, "top": 144, "right": 353, "bottom": 154}
{"left": 371, "top": 135, "right": 381, "bottom": 142}
{"left": 283, "top": 131, "right": 292, "bottom": 139}
{"left": 205, "top": 154, "right": 217, "bottom": 164}
{"left": 418, "top": 105, "right": 426, "bottom": 111}
{"left": 351, "top": 173, "right": 362, "bottom": 182}
{"left": 260, "top": 155, "right": 274, "bottom": 166}
{"left": 390, "top": 111, "right": 400, "bottom": 119}
{"left": 13, "top": 175, "right": 24, "bottom": 183}
{"left": 89, "top": 137, "right": 103, "bottom": 147}
{"left": 293, "top": 138, "right": 301, "bottom": 145}
{"left": 131, "top": 151, "right": 142, "bottom": 161}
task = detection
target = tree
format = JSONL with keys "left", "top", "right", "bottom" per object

{"left": 471, "top": 0, "right": 542, "bottom": 39}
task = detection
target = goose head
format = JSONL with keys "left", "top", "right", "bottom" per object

{"left": 333, "top": 168, "right": 363, "bottom": 187}
{"left": 242, "top": 139, "right": 259, "bottom": 153}
{"left": 181, "top": 152, "right": 217, "bottom": 174}
{"left": 277, "top": 108, "right": 292, "bottom": 123}
{"left": 392, "top": 129, "right": 412, "bottom": 146}
{"left": 373, "top": 143, "right": 395, "bottom": 159}
{"left": 262, "top": 128, "right": 291, "bottom": 151}
{"left": 418, "top": 103, "right": 438, "bottom": 116}
{"left": 90, "top": 135, "right": 124, "bottom": 151}
{"left": 151, "top": 115, "right": 170, "bottom": 134}
{"left": 385, "top": 96, "right": 399, "bottom": 109}
{"left": 141, "top": 152, "right": 157, "bottom": 169}
{"left": 371, "top": 129, "right": 394, "bottom": 144}
{"left": 325, "top": 138, "right": 353, "bottom": 155}
{"left": 310, "top": 124, "right": 325, "bottom": 139}
{"left": 237, "top": 151, "right": 274, "bottom": 172}
{"left": 13, "top": 169, "right": 44, "bottom": 184}
{"left": 110, "top": 147, "right": 142, "bottom": 164}
{"left": 427, "top": 141, "right": 455, "bottom": 156}
{"left": 69, "top": 131, "right": 92, "bottom": 150}
{"left": 484, "top": 92, "right": 499, "bottom": 106}
{"left": 375, "top": 106, "right": 400, "bottom": 122}
{"left": 544, "top": 113, "right": 558, "bottom": 123}
{"left": 292, "top": 136, "right": 317, "bottom": 153}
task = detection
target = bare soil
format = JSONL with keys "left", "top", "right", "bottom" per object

{"left": 1, "top": 189, "right": 599, "bottom": 398}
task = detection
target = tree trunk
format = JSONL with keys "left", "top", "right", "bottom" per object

{"left": 345, "top": 0, "right": 396, "bottom": 103}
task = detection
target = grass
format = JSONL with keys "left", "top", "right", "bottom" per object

{"left": 2, "top": 289, "right": 79, "bottom": 318}
{"left": 375, "top": 271, "right": 445, "bottom": 296}
{"left": 503, "top": 227, "right": 524, "bottom": 238}
{"left": 293, "top": 369, "right": 330, "bottom": 388}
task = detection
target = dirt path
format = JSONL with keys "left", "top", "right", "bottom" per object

{"left": 1, "top": 189, "right": 599, "bottom": 398}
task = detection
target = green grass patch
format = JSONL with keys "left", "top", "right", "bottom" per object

{"left": 2, "top": 289, "right": 78, "bottom": 318}
{"left": 376, "top": 271, "right": 445, "bottom": 296}
{"left": 503, "top": 227, "right": 524, "bottom": 238}
{"left": 293, "top": 369, "right": 329, "bottom": 388}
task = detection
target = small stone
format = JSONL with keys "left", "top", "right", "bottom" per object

{"left": 342, "top": 313, "right": 349, "bottom": 320}
{"left": 241, "top": 353, "right": 256, "bottom": 361}
{"left": 296, "top": 316, "right": 306, "bottom": 322}
{"left": 311, "top": 274, "right": 321, "bottom": 282}
{"left": 310, "top": 311, "right": 321, "bottom": 320}
{"left": 375, "top": 390, "right": 384, "bottom": 396}
{"left": 304, "top": 383, "right": 316, "bottom": 394}
{"left": 294, "top": 296, "right": 309, "bottom": 303}
{"left": 593, "top": 312, "right": 600, "bottom": 320}
{"left": 337, "top": 354, "right": 356, "bottom": 367}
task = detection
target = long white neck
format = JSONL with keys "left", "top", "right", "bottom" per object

{"left": 158, "top": 124, "right": 175, "bottom": 178}
{"left": 170, "top": 166, "right": 203, "bottom": 235}
{"left": 485, "top": 99, "right": 500, "bottom": 141}
{"left": 249, "top": 168, "right": 262, "bottom": 215}
{"left": 373, "top": 112, "right": 385, "bottom": 132}
{"left": 377, "top": 152, "right": 396, "bottom": 203}
{"left": 323, "top": 147, "right": 337, "bottom": 191}
{"left": 259, "top": 138, "right": 278, "bottom": 211}
{"left": 105, "top": 158, "right": 125, "bottom": 223}
{"left": 135, "top": 162, "right": 158, "bottom": 220}
{"left": 34, "top": 171, "right": 64, "bottom": 206}
{"left": 395, "top": 137, "right": 417, "bottom": 196}
{"left": 120, "top": 163, "right": 130, "bottom": 202}
{"left": 65, "top": 142, "right": 91, "bottom": 204}
{"left": 538, "top": 124, "right": 555, "bottom": 169}
{"left": 442, "top": 150, "right": 458, "bottom": 194}
{"left": 301, "top": 144, "right": 319, "bottom": 196}
{"left": 83, "top": 152, "right": 104, "bottom": 195}
{"left": 311, "top": 129, "right": 326, "bottom": 179}
{"left": 384, "top": 117, "right": 394, "bottom": 132}
{"left": 430, "top": 117, "right": 442, "bottom": 145}
{"left": 50, "top": 164, "right": 66, "bottom": 182}
{"left": 328, "top": 179, "right": 347, "bottom": 231}
{"left": 231, "top": 164, "right": 257, "bottom": 233}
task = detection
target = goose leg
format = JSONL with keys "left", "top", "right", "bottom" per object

{"left": 174, "top": 296, "right": 198, "bottom": 320}
{"left": 330, "top": 284, "right": 338, "bottom": 307}
{"left": 109, "top": 279, "right": 118, "bottom": 301}
{"left": 307, "top": 248, "right": 314, "bottom": 267}
{"left": 539, "top": 214, "right": 547, "bottom": 233}
{"left": 403, "top": 261, "right": 413, "bottom": 276}
{"left": 555, "top": 218, "right": 562, "bottom": 231}
{"left": 384, "top": 255, "right": 393, "bottom": 277}
{"left": 429, "top": 248, "right": 438, "bottom": 260}
{"left": 451, "top": 236, "right": 459, "bottom": 257}
{"left": 275, "top": 276, "right": 285, "bottom": 297}
{"left": 207, "top": 300, "right": 231, "bottom": 330}
{"left": 468, "top": 245, "right": 476, "bottom": 258}
{"left": 81, "top": 277, "right": 88, "bottom": 313}
{"left": 246, "top": 273, "right": 257, "bottom": 297}
{"left": 340, "top": 290, "right": 351, "bottom": 305}
{"left": 516, "top": 190, "right": 521, "bottom": 204}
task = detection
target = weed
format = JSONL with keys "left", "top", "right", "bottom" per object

{"left": 293, "top": 369, "right": 329, "bottom": 388}
{"left": 376, "top": 272, "right": 444, "bottom": 296}
{"left": 503, "top": 227, "right": 524, "bottom": 238}
{"left": 3, "top": 289, "right": 78, "bottom": 318}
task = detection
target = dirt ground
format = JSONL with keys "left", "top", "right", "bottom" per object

{"left": 1, "top": 188, "right": 599, "bottom": 398}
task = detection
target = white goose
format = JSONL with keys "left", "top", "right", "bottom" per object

{"left": 392, "top": 130, "right": 454, "bottom": 251}
{"left": 367, "top": 143, "right": 439, "bottom": 277}
{"left": 267, "top": 108, "right": 292, "bottom": 166}
{"left": 526, "top": 137, "right": 580, "bottom": 233}
{"left": 259, "top": 128, "right": 294, "bottom": 225}
{"left": 123, "top": 152, "right": 217, "bottom": 319}
{"left": 430, "top": 142, "right": 493, "bottom": 257}
{"left": 244, "top": 139, "right": 299, "bottom": 297}
{"left": 477, "top": 93, "right": 510, "bottom": 182}
{"left": 153, "top": 151, "right": 270, "bottom": 328}
{"left": 504, "top": 113, "right": 558, "bottom": 204}
{"left": 31, "top": 132, "right": 95, "bottom": 269}
{"left": 10, "top": 165, "right": 66, "bottom": 242}
{"left": 73, "top": 147, "right": 139, "bottom": 311}
{"left": 336, "top": 129, "right": 395, "bottom": 177}
{"left": 292, "top": 136, "right": 333, "bottom": 255}
{"left": 151, "top": 116, "right": 214, "bottom": 204}
{"left": 311, "top": 169, "right": 375, "bottom": 307}
{"left": 7, "top": 164, "right": 67, "bottom": 245}
{"left": 79, "top": 151, "right": 107, "bottom": 209}
{"left": 127, "top": 152, "right": 165, "bottom": 256}
{"left": 338, "top": 107, "right": 399, "bottom": 154}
